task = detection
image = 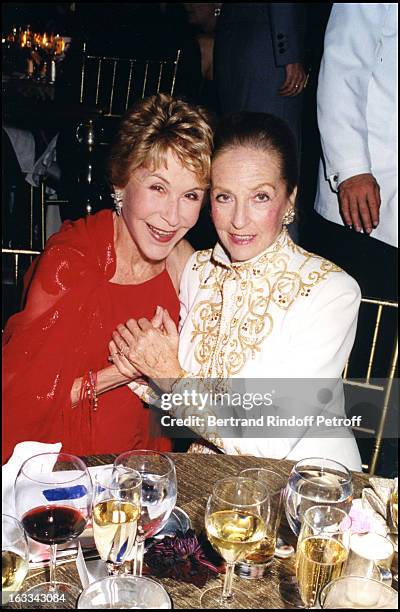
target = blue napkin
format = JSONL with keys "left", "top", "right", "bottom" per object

{"left": 42, "top": 485, "right": 88, "bottom": 501}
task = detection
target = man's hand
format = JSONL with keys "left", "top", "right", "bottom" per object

{"left": 278, "top": 63, "right": 308, "bottom": 97}
{"left": 338, "top": 173, "right": 381, "bottom": 234}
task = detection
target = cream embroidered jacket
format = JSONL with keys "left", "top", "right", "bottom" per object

{"left": 130, "top": 229, "right": 363, "bottom": 470}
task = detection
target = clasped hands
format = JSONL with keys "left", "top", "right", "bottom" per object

{"left": 108, "top": 306, "right": 183, "bottom": 392}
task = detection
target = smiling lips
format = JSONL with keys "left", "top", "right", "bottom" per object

{"left": 229, "top": 233, "right": 256, "bottom": 245}
{"left": 147, "top": 223, "right": 177, "bottom": 243}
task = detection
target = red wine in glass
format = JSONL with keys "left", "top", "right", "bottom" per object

{"left": 15, "top": 452, "right": 92, "bottom": 606}
{"left": 22, "top": 505, "right": 87, "bottom": 545}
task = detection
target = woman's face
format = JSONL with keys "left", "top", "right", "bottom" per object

{"left": 211, "top": 146, "right": 296, "bottom": 262}
{"left": 120, "top": 149, "right": 206, "bottom": 261}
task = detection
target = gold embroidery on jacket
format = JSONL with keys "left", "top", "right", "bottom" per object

{"left": 190, "top": 230, "right": 341, "bottom": 377}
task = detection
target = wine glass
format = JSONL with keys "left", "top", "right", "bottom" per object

{"left": 236, "top": 468, "right": 286, "bottom": 578}
{"left": 77, "top": 575, "right": 171, "bottom": 609}
{"left": 114, "top": 450, "right": 177, "bottom": 577}
{"left": 284, "top": 457, "right": 353, "bottom": 536}
{"left": 14, "top": 452, "right": 92, "bottom": 607}
{"left": 2, "top": 514, "right": 29, "bottom": 605}
{"left": 297, "top": 505, "right": 351, "bottom": 608}
{"left": 92, "top": 465, "right": 142, "bottom": 575}
{"left": 201, "top": 476, "right": 269, "bottom": 609}
{"left": 319, "top": 576, "right": 398, "bottom": 609}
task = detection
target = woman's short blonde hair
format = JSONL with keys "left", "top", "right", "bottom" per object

{"left": 109, "top": 94, "right": 214, "bottom": 188}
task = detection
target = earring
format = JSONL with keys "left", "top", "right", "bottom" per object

{"left": 111, "top": 190, "right": 123, "bottom": 216}
{"left": 282, "top": 207, "right": 295, "bottom": 226}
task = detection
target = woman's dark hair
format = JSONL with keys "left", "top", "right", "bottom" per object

{"left": 213, "top": 112, "right": 299, "bottom": 196}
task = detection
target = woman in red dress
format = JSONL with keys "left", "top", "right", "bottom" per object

{"left": 2, "top": 94, "right": 214, "bottom": 463}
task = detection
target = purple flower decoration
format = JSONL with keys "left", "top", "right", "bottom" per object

{"left": 349, "top": 505, "right": 374, "bottom": 534}
{"left": 143, "top": 529, "right": 224, "bottom": 587}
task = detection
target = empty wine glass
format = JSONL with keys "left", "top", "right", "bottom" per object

{"left": 114, "top": 451, "right": 177, "bottom": 577}
{"left": 92, "top": 466, "right": 142, "bottom": 575}
{"left": 319, "top": 576, "right": 398, "bottom": 609}
{"left": 14, "top": 452, "right": 92, "bottom": 607}
{"left": 2, "top": 515, "right": 29, "bottom": 605}
{"left": 201, "top": 476, "right": 269, "bottom": 609}
{"left": 77, "top": 575, "right": 171, "bottom": 609}
{"left": 284, "top": 457, "right": 353, "bottom": 536}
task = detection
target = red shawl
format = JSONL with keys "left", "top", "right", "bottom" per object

{"left": 2, "top": 210, "right": 177, "bottom": 463}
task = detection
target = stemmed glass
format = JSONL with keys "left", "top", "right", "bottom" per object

{"left": 2, "top": 514, "right": 29, "bottom": 605}
{"left": 284, "top": 457, "right": 353, "bottom": 536}
{"left": 201, "top": 476, "right": 269, "bottom": 609}
{"left": 319, "top": 575, "right": 398, "bottom": 609}
{"left": 281, "top": 457, "right": 353, "bottom": 605}
{"left": 92, "top": 465, "right": 142, "bottom": 575}
{"left": 114, "top": 451, "right": 177, "bottom": 577}
{"left": 295, "top": 506, "right": 351, "bottom": 608}
{"left": 14, "top": 452, "right": 92, "bottom": 607}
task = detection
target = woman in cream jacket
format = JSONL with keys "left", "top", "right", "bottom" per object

{"left": 110, "top": 112, "right": 362, "bottom": 471}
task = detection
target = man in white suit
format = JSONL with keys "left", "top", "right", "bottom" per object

{"left": 313, "top": 3, "right": 397, "bottom": 300}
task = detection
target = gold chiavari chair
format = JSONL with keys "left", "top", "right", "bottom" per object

{"left": 2, "top": 180, "right": 48, "bottom": 325}
{"left": 343, "top": 297, "right": 398, "bottom": 475}
{"left": 79, "top": 43, "right": 181, "bottom": 118}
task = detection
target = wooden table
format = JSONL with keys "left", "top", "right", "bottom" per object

{"left": 6, "top": 453, "right": 370, "bottom": 610}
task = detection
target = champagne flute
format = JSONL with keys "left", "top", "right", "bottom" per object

{"left": 2, "top": 515, "right": 29, "bottom": 605}
{"left": 201, "top": 476, "right": 269, "bottom": 609}
{"left": 14, "top": 452, "right": 92, "bottom": 607}
{"left": 92, "top": 466, "right": 142, "bottom": 575}
{"left": 114, "top": 450, "right": 177, "bottom": 577}
{"left": 284, "top": 457, "right": 353, "bottom": 536}
{"left": 296, "top": 505, "right": 351, "bottom": 608}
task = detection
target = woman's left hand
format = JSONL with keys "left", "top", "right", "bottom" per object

{"left": 112, "top": 309, "right": 183, "bottom": 391}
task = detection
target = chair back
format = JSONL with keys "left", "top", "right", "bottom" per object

{"left": 343, "top": 297, "right": 398, "bottom": 475}
{"left": 78, "top": 44, "right": 181, "bottom": 117}
{"left": 2, "top": 181, "right": 47, "bottom": 326}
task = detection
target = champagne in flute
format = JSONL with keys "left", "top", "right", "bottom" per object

{"left": 294, "top": 505, "right": 351, "bottom": 608}
{"left": 296, "top": 536, "right": 348, "bottom": 608}
{"left": 92, "top": 466, "right": 142, "bottom": 575}
{"left": 206, "top": 509, "right": 266, "bottom": 564}
{"left": 93, "top": 499, "right": 140, "bottom": 565}
{"left": 114, "top": 451, "right": 177, "bottom": 576}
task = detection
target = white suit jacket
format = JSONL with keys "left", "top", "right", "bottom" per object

{"left": 130, "top": 230, "right": 362, "bottom": 471}
{"left": 314, "top": 3, "right": 398, "bottom": 247}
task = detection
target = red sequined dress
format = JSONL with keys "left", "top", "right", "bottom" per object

{"left": 2, "top": 210, "right": 177, "bottom": 463}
